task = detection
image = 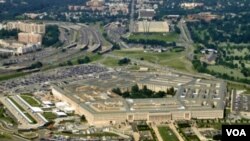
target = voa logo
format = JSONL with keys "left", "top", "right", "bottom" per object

{"left": 226, "top": 129, "right": 246, "bottom": 136}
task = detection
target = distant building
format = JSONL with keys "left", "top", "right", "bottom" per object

{"left": 187, "top": 12, "right": 221, "bottom": 22}
{"left": 135, "top": 21, "right": 169, "bottom": 33}
{"left": 23, "top": 13, "right": 47, "bottom": 19}
{"left": 138, "top": 9, "right": 155, "bottom": 20}
{"left": 0, "top": 24, "right": 3, "bottom": 30}
{"left": 108, "top": 3, "right": 129, "bottom": 15}
{"left": 16, "top": 43, "right": 41, "bottom": 54}
{"left": 139, "top": 67, "right": 149, "bottom": 72}
{"left": 180, "top": 3, "right": 204, "bottom": 9}
{"left": 6, "top": 22, "right": 45, "bottom": 34}
{"left": 0, "top": 0, "right": 5, "bottom": 4}
{"left": 200, "top": 49, "right": 217, "bottom": 65}
{"left": 0, "top": 39, "right": 41, "bottom": 55}
{"left": 86, "top": 0, "right": 105, "bottom": 11}
{"left": 68, "top": 5, "right": 85, "bottom": 11}
{"left": 55, "top": 102, "right": 74, "bottom": 114}
{"left": 18, "top": 32, "right": 42, "bottom": 44}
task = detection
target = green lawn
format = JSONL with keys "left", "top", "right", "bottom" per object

{"left": 0, "top": 132, "right": 11, "bottom": 139}
{"left": 231, "top": 48, "right": 249, "bottom": 56}
{"left": 73, "top": 53, "right": 103, "bottom": 65}
{"left": 8, "top": 97, "right": 25, "bottom": 112}
{"left": 207, "top": 65, "right": 248, "bottom": 79}
{"left": 158, "top": 126, "right": 179, "bottom": 141}
{"left": 24, "top": 113, "right": 37, "bottom": 124}
{"left": 0, "top": 72, "right": 28, "bottom": 81}
{"left": 234, "top": 60, "right": 250, "bottom": 68}
{"left": 98, "top": 56, "right": 120, "bottom": 67}
{"left": 0, "top": 107, "right": 16, "bottom": 125}
{"left": 20, "top": 95, "right": 41, "bottom": 107}
{"left": 128, "top": 33, "right": 179, "bottom": 42}
{"left": 228, "top": 82, "right": 250, "bottom": 94}
{"left": 88, "top": 53, "right": 104, "bottom": 62}
{"left": 8, "top": 97, "right": 37, "bottom": 124}
{"left": 111, "top": 49, "right": 195, "bottom": 73}
{"left": 137, "top": 125, "right": 150, "bottom": 131}
{"left": 43, "top": 112, "right": 57, "bottom": 121}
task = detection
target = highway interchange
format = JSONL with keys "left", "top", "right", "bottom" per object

{"left": 0, "top": 22, "right": 107, "bottom": 73}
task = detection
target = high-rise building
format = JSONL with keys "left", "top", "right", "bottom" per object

{"left": 18, "top": 32, "right": 42, "bottom": 44}
{"left": 6, "top": 22, "right": 45, "bottom": 34}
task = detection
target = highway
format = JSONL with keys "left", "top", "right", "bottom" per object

{"left": 178, "top": 19, "right": 193, "bottom": 43}
{"left": 129, "top": 0, "right": 135, "bottom": 33}
{"left": 86, "top": 27, "right": 102, "bottom": 52}
{"left": 0, "top": 21, "right": 103, "bottom": 71}
{"left": 78, "top": 28, "right": 89, "bottom": 49}
{"left": 178, "top": 19, "right": 194, "bottom": 61}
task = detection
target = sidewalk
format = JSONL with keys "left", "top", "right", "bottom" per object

{"left": 169, "top": 123, "right": 185, "bottom": 141}
{"left": 152, "top": 125, "right": 163, "bottom": 141}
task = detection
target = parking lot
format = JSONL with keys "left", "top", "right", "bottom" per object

{"left": 232, "top": 93, "right": 250, "bottom": 112}
{"left": 0, "top": 65, "right": 109, "bottom": 93}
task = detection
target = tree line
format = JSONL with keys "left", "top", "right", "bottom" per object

{"left": 121, "top": 36, "right": 176, "bottom": 47}
{"left": 112, "top": 84, "right": 176, "bottom": 99}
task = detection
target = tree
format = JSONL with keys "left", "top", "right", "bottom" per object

{"left": 118, "top": 58, "right": 131, "bottom": 65}
{"left": 241, "top": 68, "right": 250, "bottom": 77}
{"left": 112, "top": 43, "right": 120, "bottom": 50}
{"left": 42, "top": 25, "right": 60, "bottom": 47}
{"left": 0, "top": 29, "right": 19, "bottom": 39}
{"left": 80, "top": 115, "right": 87, "bottom": 122}
{"left": 112, "top": 88, "right": 122, "bottom": 96}
{"left": 131, "top": 84, "right": 139, "bottom": 93}
{"left": 67, "top": 60, "right": 73, "bottom": 66}
{"left": 174, "top": 25, "right": 181, "bottom": 34}
{"left": 112, "top": 84, "right": 167, "bottom": 99}
{"left": 77, "top": 56, "right": 91, "bottom": 64}
{"left": 166, "top": 87, "right": 176, "bottom": 96}
{"left": 154, "top": 91, "right": 166, "bottom": 98}
{"left": 28, "top": 61, "right": 43, "bottom": 69}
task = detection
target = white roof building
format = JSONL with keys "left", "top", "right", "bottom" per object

{"left": 42, "top": 101, "right": 53, "bottom": 105}
{"left": 135, "top": 21, "right": 169, "bottom": 33}
{"left": 30, "top": 107, "right": 43, "bottom": 113}
{"left": 55, "top": 102, "right": 74, "bottom": 114}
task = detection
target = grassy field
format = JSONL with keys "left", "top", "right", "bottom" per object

{"left": 0, "top": 132, "right": 11, "bottom": 139}
{"left": 231, "top": 48, "right": 249, "bottom": 56}
{"left": 43, "top": 112, "right": 57, "bottom": 121}
{"left": 207, "top": 65, "right": 249, "bottom": 79}
{"left": 20, "top": 95, "right": 41, "bottom": 107}
{"left": 69, "top": 53, "right": 104, "bottom": 65}
{"left": 24, "top": 113, "right": 37, "bottom": 124}
{"left": 0, "top": 72, "right": 28, "bottom": 81}
{"left": 137, "top": 125, "right": 150, "bottom": 131}
{"left": 8, "top": 97, "right": 25, "bottom": 112}
{"left": 158, "top": 126, "right": 179, "bottom": 141}
{"left": 8, "top": 97, "right": 37, "bottom": 124}
{"left": 228, "top": 82, "right": 250, "bottom": 94}
{"left": 98, "top": 56, "right": 120, "bottom": 67}
{"left": 111, "top": 49, "right": 195, "bottom": 73}
{"left": 128, "top": 33, "right": 179, "bottom": 42}
{"left": 0, "top": 107, "right": 16, "bottom": 124}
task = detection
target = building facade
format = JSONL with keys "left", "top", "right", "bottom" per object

{"left": 18, "top": 32, "right": 42, "bottom": 44}
{"left": 6, "top": 22, "right": 45, "bottom": 34}
{"left": 51, "top": 85, "right": 224, "bottom": 126}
